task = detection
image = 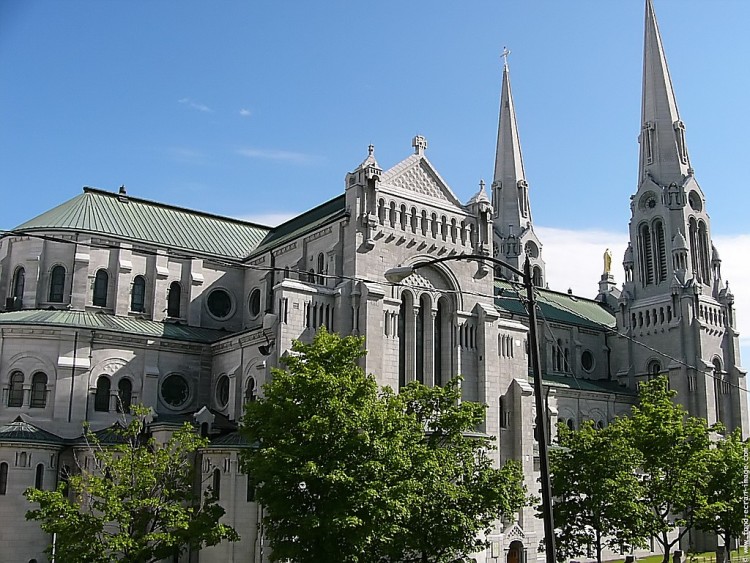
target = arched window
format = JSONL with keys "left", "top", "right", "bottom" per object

{"left": 94, "top": 376, "right": 110, "bottom": 412}
{"left": 30, "top": 372, "right": 48, "bottom": 409}
{"left": 93, "top": 269, "right": 109, "bottom": 307}
{"left": 8, "top": 371, "right": 24, "bottom": 407}
{"left": 653, "top": 220, "right": 667, "bottom": 284}
{"left": 167, "top": 282, "right": 181, "bottom": 318}
{"left": 639, "top": 223, "right": 654, "bottom": 286}
{"left": 648, "top": 360, "right": 662, "bottom": 378}
{"left": 10, "top": 266, "right": 25, "bottom": 309}
{"left": 0, "top": 462, "right": 7, "bottom": 495}
{"left": 131, "top": 275, "right": 146, "bottom": 313}
{"left": 532, "top": 266, "right": 543, "bottom": 288}
{"left": 117, "top": 379, "right": 133, "bottom": 413}
{"left": 317, "top": 253, "right": 325, "bottom": 285}
{"left": 13, "top": 267, "right": 25, "bottom": 299}
{"left": 35, "top": 463, "right": 44, "bottom": 490}
{"left": 244, "top": 377, "right": 256, "bottom": 403}
{"left": 566, "top": 418, "right": 575, "bottom": 430}
{"left": 212, "top": 468, "right": 221, "bottom": 499}
{"left": 49, "top": 265, "right": 66, "bottom": 303}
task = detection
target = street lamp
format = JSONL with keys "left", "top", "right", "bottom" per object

{"left": 384, "top": 253, "right": 556, "bottom": 563}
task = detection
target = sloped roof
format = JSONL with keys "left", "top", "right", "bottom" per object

{"left": 540, "top": 373, "right": 636, "bottom": 396}
{"left": 0, "top": 310, "right": 230, "bottom": 343}
{"left": 206, "top": 431, "right": 254, "bottom": 448}
{"left": 246, "top": 195, "right": 347, "bottom": 259}
{"left": 494, "top": 280, "right": 616, "bottom": 332}
{"left": 12, "top": 187, "right": 270, "bottom": 260}
{"left": 0, "top": 417, "right": 66, "bottom": 445}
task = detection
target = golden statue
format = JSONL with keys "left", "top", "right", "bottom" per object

{"left": 604, "top": 248, "right": 613, "bottom": 275}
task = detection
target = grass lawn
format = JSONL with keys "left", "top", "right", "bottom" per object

{"left": 608, "top": 550, "right": 742, "bottom": 563}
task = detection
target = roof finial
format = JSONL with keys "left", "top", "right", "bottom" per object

{"left": 368, "top": 144, "right": 374, "bottom": 157}
{"left": 501, "top": 46, "right": 511, "bottom": 69}
{"left": 412, "top": 135, "right": 428, "bottom": 155}
{"left": 119, "top": 185, "right": 127, "bottom": 195}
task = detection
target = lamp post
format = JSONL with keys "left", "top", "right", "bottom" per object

{"left": 384, "top": 253, "right": 556, "bottom": 563}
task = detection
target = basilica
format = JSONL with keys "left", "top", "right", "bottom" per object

{"left": 0, "top": 1, "right": 746, "bottom": 562}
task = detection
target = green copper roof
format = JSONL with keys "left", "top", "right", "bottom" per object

{"left": 13, "top": 188, "right": 270, "bottom": 259}
{"left": 0, "top": 418, "right": 66, "bottom": 445}
{"left": 0, "top": 310, "right": 230, "bottom": 343}
{"left": 494, "top": 280, "right": 616, "bottom": 332}
{"left": 247, "top": 195, "right": 347, "bottom": 259}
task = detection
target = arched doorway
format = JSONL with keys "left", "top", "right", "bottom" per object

{"left": 507, "top": 540, "right": 524, "bottom": 563}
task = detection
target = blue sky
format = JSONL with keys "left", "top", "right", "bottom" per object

{"left": 2, "top": 1, "right": 749, "bottom": 354}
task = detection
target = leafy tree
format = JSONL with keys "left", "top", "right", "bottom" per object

{"left": 25, "top": 406, "right": 239, "bottom": 563}
{"left": 627, "top": 376, "right": 715, "bottom": 563}
{"left": 240, "top": 328, "right": 528, "bottom": 563}
{"left": 550, "top": 419, "right": 649, "bottom": 563}
{"left": 696, "top": 428, "right": 748, "bottom": 561}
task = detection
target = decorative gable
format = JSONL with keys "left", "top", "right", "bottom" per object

{"left": 381, "top": 154, "right": 463, "bottom": 208}
{"left": 504, "top": 522, "right": 526, "bottom": 542}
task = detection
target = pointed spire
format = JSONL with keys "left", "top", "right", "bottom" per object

{"left": 639, "top": 0, "right": 691, "bottom": 186}
{"left": 492, "top": 51, "right": 529, "bottom": 231}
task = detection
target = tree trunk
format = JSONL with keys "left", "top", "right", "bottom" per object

{"left": 661, "top": 532, "right": 671, "bottom": 563}
{"left": 595, "top": 531, "right": 602, "bottom": 563}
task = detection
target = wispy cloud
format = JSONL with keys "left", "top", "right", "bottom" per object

{"left": 237, "top": 147, "right": 318, "bottom": 165}
{"left": 178, "top": 97, "right": 213, "bottom": 113}
{"left": 239, "top": 108, "right": 252, "bottom": 117}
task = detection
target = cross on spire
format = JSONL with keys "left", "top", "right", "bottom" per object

{"left": 501, "top": 46, "right": 511, "bottom": 68}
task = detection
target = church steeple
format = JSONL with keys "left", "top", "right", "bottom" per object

{"left": 639, "top": 0, "right": 692, "bottom": 187}
{"left": 492, "top": 51, "right": 530, "bottom": 233}
{"left": 490, "top": 49, "right": 545, "bottom": 286}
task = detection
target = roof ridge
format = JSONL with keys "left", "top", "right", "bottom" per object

{"left": 82, "top": 187, "right": 273, "bottom": 229}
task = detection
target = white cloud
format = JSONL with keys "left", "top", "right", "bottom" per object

{"left": 237, "top": 212, "right": 296, "bottom": 227}
{"left": 538, "top": 225, "right": 750, "bottom": 359}
{"left": 239, "top": 108, "right": 252, "bottom": 117}
{"left": 178, "top": 97, "right": 213, "bottom": 113}
{"left": 236, "top": 147, "right": 317, "bottom": 165}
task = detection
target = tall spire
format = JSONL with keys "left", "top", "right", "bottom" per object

{"left": 639, "top": 0, "right": 692, "bottom": 187}
{"left": 492, "top": 49, "right": 530, "bottom": 232}
{"left": 490, "top": 50, "right": 545, "bottom": 286}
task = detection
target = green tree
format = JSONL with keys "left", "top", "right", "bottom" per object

{"left": 627, "top": 376, "right": 715, "bottom": 563}
{"left": 25, "top": 406, "right": 238, "bottom": 563}
{"left": 550, "top": 419, "right": 649, "bottom": 563}
{"left": 696, "top": 428, "right": 748, "bottom": 561}
{"left": 240, "top": 328, "right": 528, "bottom": 563}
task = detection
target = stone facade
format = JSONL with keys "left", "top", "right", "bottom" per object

{"left": 0, "top": 1, "right": 746, "bottom": 562}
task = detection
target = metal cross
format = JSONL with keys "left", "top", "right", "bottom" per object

{"left": 501, "top": 46, "right": 511, "bottom": 67}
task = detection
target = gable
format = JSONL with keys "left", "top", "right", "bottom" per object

{"left": 380, "top": 154, "right": 463, "bottom": 208}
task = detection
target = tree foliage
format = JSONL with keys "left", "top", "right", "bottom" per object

{"left": 240, "top": 328, "right": 528, "bottom": 563}
{"left": 627, "top": 376, "right": 715, "bottom": 563}
{"left": 25, "top": 406, "right": 238, "bottom": 563}
{"left": 696, "top": 428, "right": 748, "bottom": 561}
{"left": 550, "top": 419, "right": 649, "bottom": 563}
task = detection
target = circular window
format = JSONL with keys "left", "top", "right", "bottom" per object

{"left": 581, "top": 350, "right": 594, "bottom": 372}
{"left": 639, "top": 191, "right": 657, "bottom": 211}
{"left": 161, "top": 374, "right": 190, "bottom": 408}
{"left": 216, "top": 375, "right": 230, "bottom": 409}
{"left": 207, "top": 289, "right": 233, "bottom": 319}
{"left": 688, "top": 190, "right": 703, "bottom": 212}
{"left": 249, "top": 288, "right": 261, "bottom": 317}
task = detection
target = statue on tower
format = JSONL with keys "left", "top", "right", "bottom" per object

{"left": 604, "top": 248, "right": 613, "bottom": 276}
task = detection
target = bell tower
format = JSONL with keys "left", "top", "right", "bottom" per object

{"left": 491, "top": 49, "right": 545, "bottom": 286}
{"left": 616, "top": 0, "right": 748, "bottom": 437}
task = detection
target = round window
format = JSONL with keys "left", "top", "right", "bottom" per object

{"left": 249, "top": 288, "right": 261, "bottom": 317}
{"left": 216, "top": 375, "right": 230, "bottom": 408}
{"left": 688, "top": 190, "right": 703, "bottom": 212}
{"left": 581, "top": 350, "right": 594, "bottom": 372}
{"left": 207, "top": 289, "right": 233, "bottom": 319}
{"left": 161, "top": 374, "right": 190, "bottom": 408}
